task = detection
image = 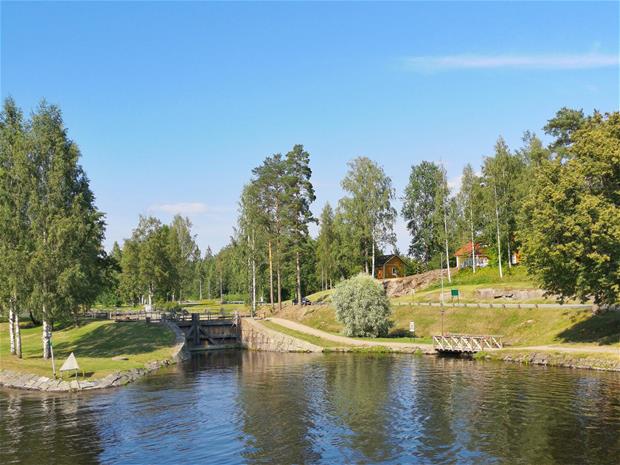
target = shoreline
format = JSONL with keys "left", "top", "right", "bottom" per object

{"left": 2, "top": 319, "right": 618, "bottom": 393}
{"left": 0, "top": 321, "right": 189, "bottom": 393}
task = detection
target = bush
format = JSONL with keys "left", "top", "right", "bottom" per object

{"left": 333, "top": 273, "right": 392, "bottom": 337}
{"left": 155, "top": 301, "right": 183, "bottom": 313}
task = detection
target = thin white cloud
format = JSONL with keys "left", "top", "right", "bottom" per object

{"left": 149, "top": 202, "right": 209, "bottom": 215}
{"left": 403, "top": 52, "right": 619, "bottom": 71}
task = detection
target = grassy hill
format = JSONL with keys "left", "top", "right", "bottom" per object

{"left": 0, "top": 320, "right": 177, "bottom": 379}
{"left": 279, "top": 302, "right": 620, "bottom": 347}
{"left": 281, "top": 267, "right": 618, "bottom": 348}
{"left": 305, "top": 266, "right": 581, "bottom": 305}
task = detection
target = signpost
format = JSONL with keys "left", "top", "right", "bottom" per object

{"left": 409, "top": 321, "right": 415, "bottom": 337}
{"left": 451, "top": 288, "right": 460, "bottom": 303}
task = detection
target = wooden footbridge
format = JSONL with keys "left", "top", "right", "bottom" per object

{"left": 433, "top": 334, "right": 503, "bottom": 354}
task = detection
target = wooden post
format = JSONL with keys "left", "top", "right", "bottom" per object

{"left": 192, "top": 313, "right": 200, "bottom": 346}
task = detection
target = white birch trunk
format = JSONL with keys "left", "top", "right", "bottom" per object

{"left": 8, "top": 305, "right": 15, "bottom": 355}
{"left": 443, "top": 204, "right": 452, "bottom": 283}
{"left": 42, "top": 315, "right": 51, "bottom": 360}
{"left": 494, "top": 185, "right": 503, "bottom": 279}
{"left": 470, "top": 202, "right": 476, "bottom": 273}
{"left": 14, "top": 313, "right": 21, "bottom": 358}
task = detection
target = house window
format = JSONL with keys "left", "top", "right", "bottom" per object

{"left": 391, "top": 266, "right": 398, "bottom": 277}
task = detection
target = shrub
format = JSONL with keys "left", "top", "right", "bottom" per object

{"left": 333, "top": 273, "right": 392, "bottom": 337}
{"left": 155, "top": 301, "right": 183, "bottom": 313}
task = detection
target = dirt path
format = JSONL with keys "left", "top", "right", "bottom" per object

{"left": 267, "top": 317, "right": 435, "bottom": 353}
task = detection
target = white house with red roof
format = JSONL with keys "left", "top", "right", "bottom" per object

{"left": 454, "top": 242, "right": 490, "bottom": 269}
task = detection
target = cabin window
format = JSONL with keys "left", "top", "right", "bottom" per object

{"left": 391, "top": 266, "right": 398, "bottom": 277}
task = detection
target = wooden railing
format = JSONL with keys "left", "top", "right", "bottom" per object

{"left": 433, "top": 334, "right": 503, "bottom": 353}
{"left": 81, "top": 310, "right": 254, "bottom": 323}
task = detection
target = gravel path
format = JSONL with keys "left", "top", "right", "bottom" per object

{"left": 267, "top": 317, "right": 435, "bottom": 353}
{"left": 267, "top": 318, "right": 619, "bottom": 356}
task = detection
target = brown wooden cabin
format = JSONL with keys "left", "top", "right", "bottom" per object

{"left": 374, "top": 255, "right": 405, "bottom": 279}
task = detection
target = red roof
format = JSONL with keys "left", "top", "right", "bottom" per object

{"left": 454, "top": 242, "right": 488, "bottom": 257}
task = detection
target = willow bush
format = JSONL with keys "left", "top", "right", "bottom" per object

{"left": 333, "top": 273, "right": 392, "bottom": 337}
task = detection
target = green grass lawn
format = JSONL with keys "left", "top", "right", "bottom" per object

{"left": 307, "top": 267, "right": 570, "bottom": 305}
{"left": 279, "top": 302, "right": 620, "bottom": 348}
{"left": 393, "top": 266, "right": 570, "bottom": 304}
{"left": 0, "top": 320, "right": 177, "bottom": 379}
{"left": 260, "top": 320, "right": 349, "bottom": 348}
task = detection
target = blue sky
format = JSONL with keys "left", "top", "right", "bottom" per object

{"left": 2, "top": 1, "right": 618, "bottom": 254}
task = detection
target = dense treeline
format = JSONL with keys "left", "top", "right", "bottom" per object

{"left": 97, "top": 107, "right": 620, "bottom": 310}
{"left": 2, "top": 99, "right": 618, "bottom": 363}
{"left": 213, "top": 107, "right": 619, "bottom": 308}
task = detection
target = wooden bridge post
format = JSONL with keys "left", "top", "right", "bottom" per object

{"left": 191, "top": 313, "right": 200, "bottom": 346}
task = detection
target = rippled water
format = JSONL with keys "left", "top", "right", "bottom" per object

{"left": 1, "top": 352, "right": 619, "bottom": 465}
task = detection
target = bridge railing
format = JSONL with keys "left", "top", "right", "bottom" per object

{"left": 433, "top": 334, "right": 503, "bottom": 352}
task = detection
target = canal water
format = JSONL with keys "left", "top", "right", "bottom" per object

{"left": 1, "top": 352, "right": 619, "bottom": 465}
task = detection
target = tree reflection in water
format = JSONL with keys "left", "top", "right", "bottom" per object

{"left": 2, "top": 352, "right": 619, "bottom": 465}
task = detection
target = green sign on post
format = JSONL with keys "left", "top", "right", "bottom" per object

{"left": 451, "top": 289, "right": 459, "bottom": 303}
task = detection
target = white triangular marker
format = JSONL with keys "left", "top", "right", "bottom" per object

{"left": 60, "top": 352, "right": 80, "bottom": 372}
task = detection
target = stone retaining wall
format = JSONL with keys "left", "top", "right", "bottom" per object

{"left": 240, "top": 318, "right": 323, "bottom": 352}
{"left": 0, "top": 321, "right": 189, "bottom": 392}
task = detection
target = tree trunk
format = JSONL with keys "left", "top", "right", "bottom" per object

{"left": 443, "top": 205, "right": 452, "bottom": 283}
{"left": 252, "top": 257, "right": 256, "bottom": 317}
{"left": 220, "top": 268, "right": 223, "bottom": 303}
{"left": 14, "top": 313, "right": 22, "bottom": 358}
{"left": 470, "top": 202, "right": 476, "bottom": 273}
{"left": 507, "top": 235, "right": 512, "bottom": 269}
{"left": 296, "top": 251, "right": 302, "bottom": 307}
{"left": 8, "top": 304, "right": 15, "bottom": 355}
{"left": 494, "top": 186, "right": 503, "bottom": 279}
{"left": 371, "top": 239, "right": 376, "bottom": 278}
{"left": 28, "top": 310, "right": 39, "bottom": 326}
{"left": 277, "top": 264, "right": 282, "bottom": 312}
{"left": 268, "top": 241, "right": 274, "bottom": 311}
{"left": 42, "top": 311, "right": 51, "bottom": 360}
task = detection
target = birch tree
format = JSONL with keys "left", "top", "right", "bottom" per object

{"left": 0, "top": 98, "right": 30, "bottom": 358}
{"left": 339, "top": 157, "right": 396, "bottom": 274}
{"left": 28, "top": 101, "right": 105, "bottom": 358}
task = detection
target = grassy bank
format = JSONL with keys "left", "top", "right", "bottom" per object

{"left": 476, "top": 348, "right": 620, "bottom": 371}
{"left": 0, "top": 320, "right": 177, "bottom": 379}
{"left": 260, "top": 320, "right": 348, "bottom": 348}
{"left": 305, "top": 267, "right": 585, "bottom": 305}
{"left": 278, "top": 303, "right": 620, "bottom": 348}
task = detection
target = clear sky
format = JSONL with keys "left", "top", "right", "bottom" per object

{"left": 2, "top": 1, "right": 618, "bottom": 254}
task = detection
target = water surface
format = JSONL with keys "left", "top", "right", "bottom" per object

{"left": 1, "top": 352, "right": 619, "bottom": 464}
